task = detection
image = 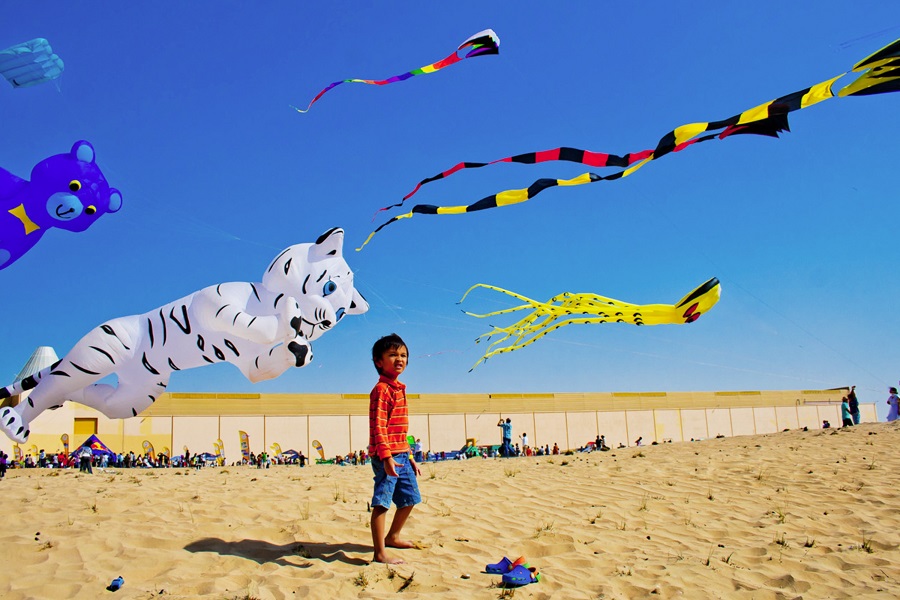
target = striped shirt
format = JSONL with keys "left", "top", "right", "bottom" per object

{"left": 368, "top": 375, "right": 411, "bottom": 460}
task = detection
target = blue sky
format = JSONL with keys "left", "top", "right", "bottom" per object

{"left": 2, "top": 2, "right": 898, "bottom": 419}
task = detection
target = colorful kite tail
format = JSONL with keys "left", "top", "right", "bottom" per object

{"left": 364, "top": 37, "right": 900, "bottom": 246}
{"left": 294, "top": 28, "right": 499, "bottom": 113}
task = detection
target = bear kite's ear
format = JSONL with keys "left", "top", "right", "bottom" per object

{"left": 71, "top": 140, "right": 95, "bottom": 164}
{"left": 108, "top": 189, "right": 123, "bottom": 213}
{"left": 312, "top": 227, "right": 344, "bottom": 258}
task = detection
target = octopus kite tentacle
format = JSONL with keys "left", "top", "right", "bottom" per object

{"left": 459, "top": 278, "right": 722, "bottom": 370}
{"left": 293, "top": 29, "right": 499, "bottom": 113}
{"left": 360, "top": 37, "right": 900, "bottom": 249}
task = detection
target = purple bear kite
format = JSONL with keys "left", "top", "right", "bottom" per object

{"left": 0, "top": 140, "right": 122, "bottom": 270}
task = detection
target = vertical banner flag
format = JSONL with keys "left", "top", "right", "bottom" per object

{"left": 239, "top": 431, "right": 250, "bottom": 462}
{"left": 214, "top": 439, "right": 225, "bottom": 465}
{"left": 312, "top": 439, "right": 325, "bottom": 460}
{"left": 142, "top": 440, "right": 155, "bottom": 460}
{"left": 60, "top": 433, "right": 69, "bottom": 455}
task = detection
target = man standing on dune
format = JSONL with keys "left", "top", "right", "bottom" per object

{"left": 498, "top": 417, "right": 513, "bottom": 457}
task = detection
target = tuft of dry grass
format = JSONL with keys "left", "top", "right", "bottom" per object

{"left": 638, "top": 493, "right": 649, "bottom": 512}
{"left": 353, "top": 571, "right": 368, "bottom": 587}
{"left": 396, "top": 570, "right": 415, "bottom": 592}
{"left": 298, "top": 499, "right": 310, "bottom": 521}
{"left": 533, "top": 520, "right": 555, "bottom": 537}
{"left": 773, "top": 505, "right": 786, "bottom": 523}
{"left": 332, "top": 484, "right": 346, "bottom": 502}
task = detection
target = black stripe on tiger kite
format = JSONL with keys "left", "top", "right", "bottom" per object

{"left": 70, "top": 362, "right": 101, "bottom": 375}
{"left": 90, "top": 346, "right": 115, "bottom": 364}
{"left": 141, "top": 353, "right": 160, "bottom": 375}
{"left": 169, "top": 305, "right": 191, "bottom": 334}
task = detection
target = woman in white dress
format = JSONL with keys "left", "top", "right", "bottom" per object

{"left": 887, "top": 387, "right": 899, "bottom": 422}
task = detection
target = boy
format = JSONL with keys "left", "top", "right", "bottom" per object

{"left": 368, "top": 333, "right": 421, "bottom": 564}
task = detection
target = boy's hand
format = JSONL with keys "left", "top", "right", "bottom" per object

{"left": 384, "top": 456, "right": 398, "bottom": 477}
{"left": 409, "top": 457, "right": 422, "bottom": 476}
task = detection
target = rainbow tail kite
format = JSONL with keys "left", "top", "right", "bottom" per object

{"left": 359, "top": 37, "right": 900, "bottom": 250}
{"left": 460, "top": 277, "right": 721, "bottom": 370}
{"left": 293, "top": 28, "right": 499, "bottom": 113}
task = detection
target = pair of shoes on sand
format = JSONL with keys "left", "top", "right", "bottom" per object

{"left": 485, "top": 555, "right": 541, "bottom": 586}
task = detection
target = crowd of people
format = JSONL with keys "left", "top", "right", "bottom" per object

{"left": 6, "top": 449, "right": 177, "bottom": 470}
{"left": 3, "top": 384, "right": 897, "bottom": 481}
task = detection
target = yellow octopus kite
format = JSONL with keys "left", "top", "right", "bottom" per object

{"left": 460, "top": 277, "right": 721, "bottom": 369}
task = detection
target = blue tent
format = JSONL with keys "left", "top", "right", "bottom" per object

{"left": 69, "top": 434, "right": 117, "bottom": 460}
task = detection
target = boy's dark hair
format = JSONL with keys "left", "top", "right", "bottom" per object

{"left": 372, "top": 333, "right": 408, "bottom": 374}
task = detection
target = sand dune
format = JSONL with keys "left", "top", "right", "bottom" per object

{"left": 0, "top": 421, "right": 898, "bottom": 599}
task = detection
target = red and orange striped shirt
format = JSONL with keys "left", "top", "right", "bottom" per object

{"left": 368, "top": 376, "right": 411, "bottom": 460}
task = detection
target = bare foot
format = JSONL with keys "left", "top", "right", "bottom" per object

{"left": 385, "top": 537, "right": 416, "bottom": 549}
{"left": 373, "top": 552, "right": 405, "bottom": 564}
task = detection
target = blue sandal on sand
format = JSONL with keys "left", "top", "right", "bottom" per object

{"left": 501, "top": 564, "right": 541, "bottom": 586}
{"left": 485, "top": 556, "right": 527, "bottom": 574}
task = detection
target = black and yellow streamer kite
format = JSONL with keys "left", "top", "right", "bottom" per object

{"left": 358, "top": 38, "right": 900, "bottom": 250}
{"left": 460, "top": 277, "right": 721, "bottom": 370}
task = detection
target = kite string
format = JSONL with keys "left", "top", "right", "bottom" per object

{"left": 837, "top": 24, "right": 900, "bottom": 49}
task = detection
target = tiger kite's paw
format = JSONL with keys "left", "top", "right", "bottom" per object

{"left": 288, "top": 341, "right": 312, "bottom": 367}
{"left": 0, "top": 407, "right": 30, "bottom": 443}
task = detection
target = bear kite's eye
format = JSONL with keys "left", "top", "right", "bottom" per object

{"left": 323, "top": 280, "right": 337, "bottom": 296}
{"left": 69, "top": 180, "right": 82, "bottom": 192}
{"left": 85, "top": 205, "right": 97, "bottom": 215}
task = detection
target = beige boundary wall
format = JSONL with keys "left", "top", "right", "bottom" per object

{"left": 0, "top": 388, "right": 876, "bottom": 460}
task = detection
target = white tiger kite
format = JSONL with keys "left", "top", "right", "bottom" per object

{"left": 0, "top": 227, "right": 368, "bottom": 443}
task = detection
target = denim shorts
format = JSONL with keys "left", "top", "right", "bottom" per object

{"left": 371, "top": 453, "right": 421, "bottom": 509}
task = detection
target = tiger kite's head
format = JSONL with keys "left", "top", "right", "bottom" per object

{"left": 262, "top": 227, "right": 368, "bottom": 341}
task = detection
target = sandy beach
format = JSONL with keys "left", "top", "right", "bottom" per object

{"left": 1, "top": 421, "right": 898, "bottom": 599}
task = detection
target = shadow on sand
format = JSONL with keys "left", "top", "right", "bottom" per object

{"left": 184, "top": 538, "right": 370, "bottom": 566}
